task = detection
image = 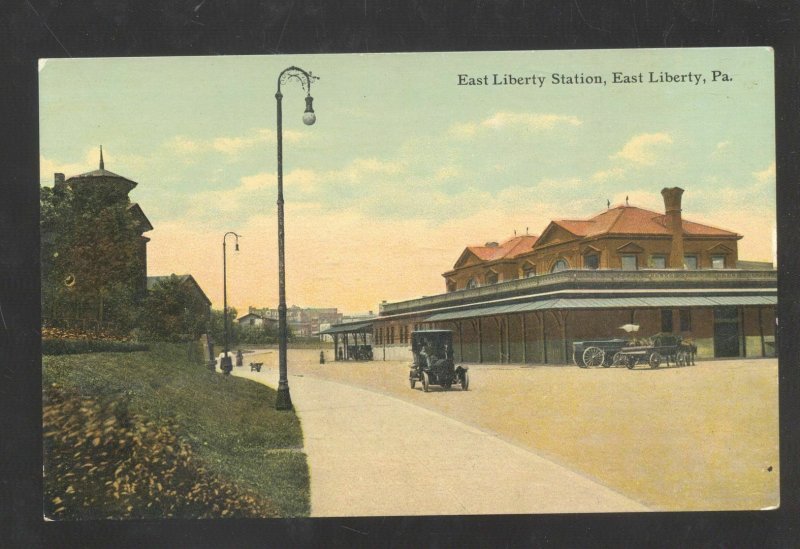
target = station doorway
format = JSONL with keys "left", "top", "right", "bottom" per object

{"left": 714, "top": 306, "right": 741, "bottom": 358}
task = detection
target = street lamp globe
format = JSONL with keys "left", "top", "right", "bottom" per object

{"left": 303, "top": 96, "right": 316, "bottom": 126}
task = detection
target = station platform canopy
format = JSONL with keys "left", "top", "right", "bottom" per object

{"left": 318, "top": 321, "right": 373, "bottom": 335}
{"left": 425, "top": 295, "right": 777, "bottom": 322}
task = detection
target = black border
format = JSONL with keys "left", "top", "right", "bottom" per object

{"left": 2, "top": 1, "right": 798, "bottom": 546}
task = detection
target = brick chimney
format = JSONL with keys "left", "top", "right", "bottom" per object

{"left": 661, "top": 187, "right": 684, "bottom": 268}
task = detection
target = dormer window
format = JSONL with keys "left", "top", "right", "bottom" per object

{"left": 485, "top": 270, "right": 499, "bottom": 285}
{"left": 584, "top": 253, "right": 599, "bottom": 270}
{"left": 466, "top": 277, "right": 478, "bottom": 289}
{"left": 521, "top": 262, "right": 536, "bottom": 278}
{"left": 446, "top": 278, "right": 456, "bottom": 292}
{"left": 551, "top": 259, "right": 568, "bottom": 273}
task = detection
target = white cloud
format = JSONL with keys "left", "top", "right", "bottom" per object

{"left": 164, "top": 129, "right": 306, "bottom": 157}
{"left": 611, "top": 132, "right": 673, "bottom": 165}
{"left": 754, "top": 161, "right": 776, "bottom": 185}
{"left": 450, "top": 112, "right": 581, "bottom": 138}
{"left": 591, "top": 167, "right": 627, "bottom": 183}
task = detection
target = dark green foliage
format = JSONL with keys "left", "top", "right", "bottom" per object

{"left": 42, "top": 339, "right": 149, "bottom": 355}
{"left": 41, "top": 181, "right": 145, "bottom": 330}
{"left": 140, "top": 276, "right": 209, "bottom": 342}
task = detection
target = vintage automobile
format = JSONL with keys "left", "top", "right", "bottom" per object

{"left": 409, "top": 330, "right": 469, "bottom": 391}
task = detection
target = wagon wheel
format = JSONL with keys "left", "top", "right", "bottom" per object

{"left": 573, "top": 350, "right": 585, "bottom": 368}
{"left": 625, "top": 356, "right": 636, "bottom": 370}
{"left": 649, "top": 352, "right": 662, "bottom": 369}
{"left": 583, "top": 346, "right": 605, "bottom": 367}
{"left": 422, "top": 371, "right": 430, "bottom": 392}
{"left": 409, "top": 373, "right": 416, "bottom": 389}
{"left": 612, "top": 352, "right": 627, "bottom": 367}
{"left": 461, "top": 371, "right": 470, "bottom": 391}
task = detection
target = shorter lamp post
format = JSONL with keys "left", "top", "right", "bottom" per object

{"left": 222, "top": 231, "right": 240, "bottom": 374}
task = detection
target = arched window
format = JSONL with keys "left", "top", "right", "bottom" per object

{"left": 551, "top": 259, "right": 568, "bottom": 273}
{"left": 466, "top": 277, "right": 478, "bottom": 289}
{"left": 485, "top": 270, "right": 499, "bottom": 285}
{"left": 521, "top": 262, "right": 536, "bottom": 278}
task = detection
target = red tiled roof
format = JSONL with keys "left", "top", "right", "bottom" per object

{"left": 466, "top": 235, "right": 539, "bottom": 262}
{"left": 552, "top": 205, "right": 739, "bottom": 238}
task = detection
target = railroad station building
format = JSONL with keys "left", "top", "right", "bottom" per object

{"left": 360, "top": 187, "right": 776, "bottom": 364}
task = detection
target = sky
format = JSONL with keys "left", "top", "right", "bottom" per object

{"left": 39, "top": 48, "right": 776, "bottom": 315}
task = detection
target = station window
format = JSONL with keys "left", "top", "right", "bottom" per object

{"left": 466, "top": 277, "right": 478, "bottom": 289}
{"left": 679, "top": 309, "right": 691, "bottom": 331}
{"left": 684, "top": 255, "right": 698, "bottom": 270}
{"left": 621, "top": 255, "right": 637, "bottom": 271}
{"left": 661, "top": 309, "right": 673, "bottom": 333}
{"left": 650, "top": 255, "right": 666, "bottom": 269}
{"left": 551, "top": 259, "right": 568, "bottom": 273}
{"left": 584, "top": 253, "right": 599, "bottom": 270}
{"left": 711, "top": 255, "right": 725, "bottom": 269}
{"left": 522, "top": 263, "right": 536, "bottom": 278}
{"left": 485, "top": 271, "right": 499, "bottom": 285}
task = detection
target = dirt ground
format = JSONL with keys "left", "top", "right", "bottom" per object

{"left": 245, "top": 348, "right": 779, "bottom": 511}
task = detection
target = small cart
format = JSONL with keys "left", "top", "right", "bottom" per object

{"left": 611, "top": 334, "right": 694, "bottom": 369}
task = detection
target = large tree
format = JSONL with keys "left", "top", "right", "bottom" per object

{"left": 141, "top": 276, "right": 209, "bottom": 342}
{"left": 41, "top": 182, "right": 144, "bottom": 330}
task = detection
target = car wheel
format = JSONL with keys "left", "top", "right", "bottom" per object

{"left": 422, "top": 372, "right": 430, "bottom": 392}
{"left": 461, "top": 371, "right": 470, "bottom": 390}
{"left": 409, "top": 375, "right": 416, "bottom": 389}
{"left": 583, "top": 346, "right": 605, "bottom": 367}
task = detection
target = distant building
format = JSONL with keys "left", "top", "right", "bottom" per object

{"left": 236, "top": 312, "right": 278, "bottom": 329}
{"left": 248, "top": 305, "right": 342, "bottom": 337}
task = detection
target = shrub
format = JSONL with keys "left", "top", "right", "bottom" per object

{"left": 43, "top": 339, "right": 149, "bottom": 355}
{"left": 43, "top": 383, "right": 279, "bottom": 519}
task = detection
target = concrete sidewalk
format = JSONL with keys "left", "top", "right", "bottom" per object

{"left": 233, "top": 359, "right": 649, "bottom": 516}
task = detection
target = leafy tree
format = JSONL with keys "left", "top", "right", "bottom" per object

{"left": 41, "top": 181, "right": 145, "bottom": 330}
{"left": 140, "top": 276, "right": 209, "bottom": 342}
{"left": 209, "top": 308, "right": 239, "bottom": 348}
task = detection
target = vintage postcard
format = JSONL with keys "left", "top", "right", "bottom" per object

{"left": 39, "top": 48, "right": 777, "bottom": 519}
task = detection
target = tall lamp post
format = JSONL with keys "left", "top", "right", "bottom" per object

{"left": 274, "top": 66, "right": 318, "bottom": 410}
{"left": 222, "top": 231, "right": 240, "bottom": 374}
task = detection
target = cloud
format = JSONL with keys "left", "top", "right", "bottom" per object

{"left": 754, "top": 161, "right": 775, "bottom": 185}
{"left": 611, "top": 132, "right": 673, "bottom": 165}
{"left": 450, "top": 112, "right": 582, "bottom": 138}
{"left": 164, "top": 129, "right": 306, "bottom": 157}
{"left": 591, "top": 167, "right": 627, "bottom": 183}
{"left": 40, "top": 148, "right": 149, "bottom": 184}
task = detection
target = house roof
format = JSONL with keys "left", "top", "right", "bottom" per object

{"left": 458, "top": 235, "right": 539, "bottom": 265}
{"left": 147, "top": 274, "right": 212, "bottom": 306}
{"left": 126, "top": 203, "right": 153, "bottom": 232}
{"left": 66, "top": 148, "right": 138, "bottom": 190}
{"left": 548, "top": 205, "right": 740, "bottom": 240}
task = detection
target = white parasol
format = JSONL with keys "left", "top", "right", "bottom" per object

{"left": 619, "top": 324, "right": 640, "bottom": 333}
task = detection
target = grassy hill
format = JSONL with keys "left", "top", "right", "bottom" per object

{"left": 43, "top": 343, "right": 309, "bottom": 519}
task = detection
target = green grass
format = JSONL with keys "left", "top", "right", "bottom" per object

{"left": 43, "top": 342, "right": 310, "bottom": 517}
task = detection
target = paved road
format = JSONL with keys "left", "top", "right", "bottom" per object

{"left": 233, "top": 356, "right": 648, "bottom": 517}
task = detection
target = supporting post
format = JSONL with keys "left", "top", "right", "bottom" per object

{"left": 521, "top": 313, "right": 527, "bottom": 364}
